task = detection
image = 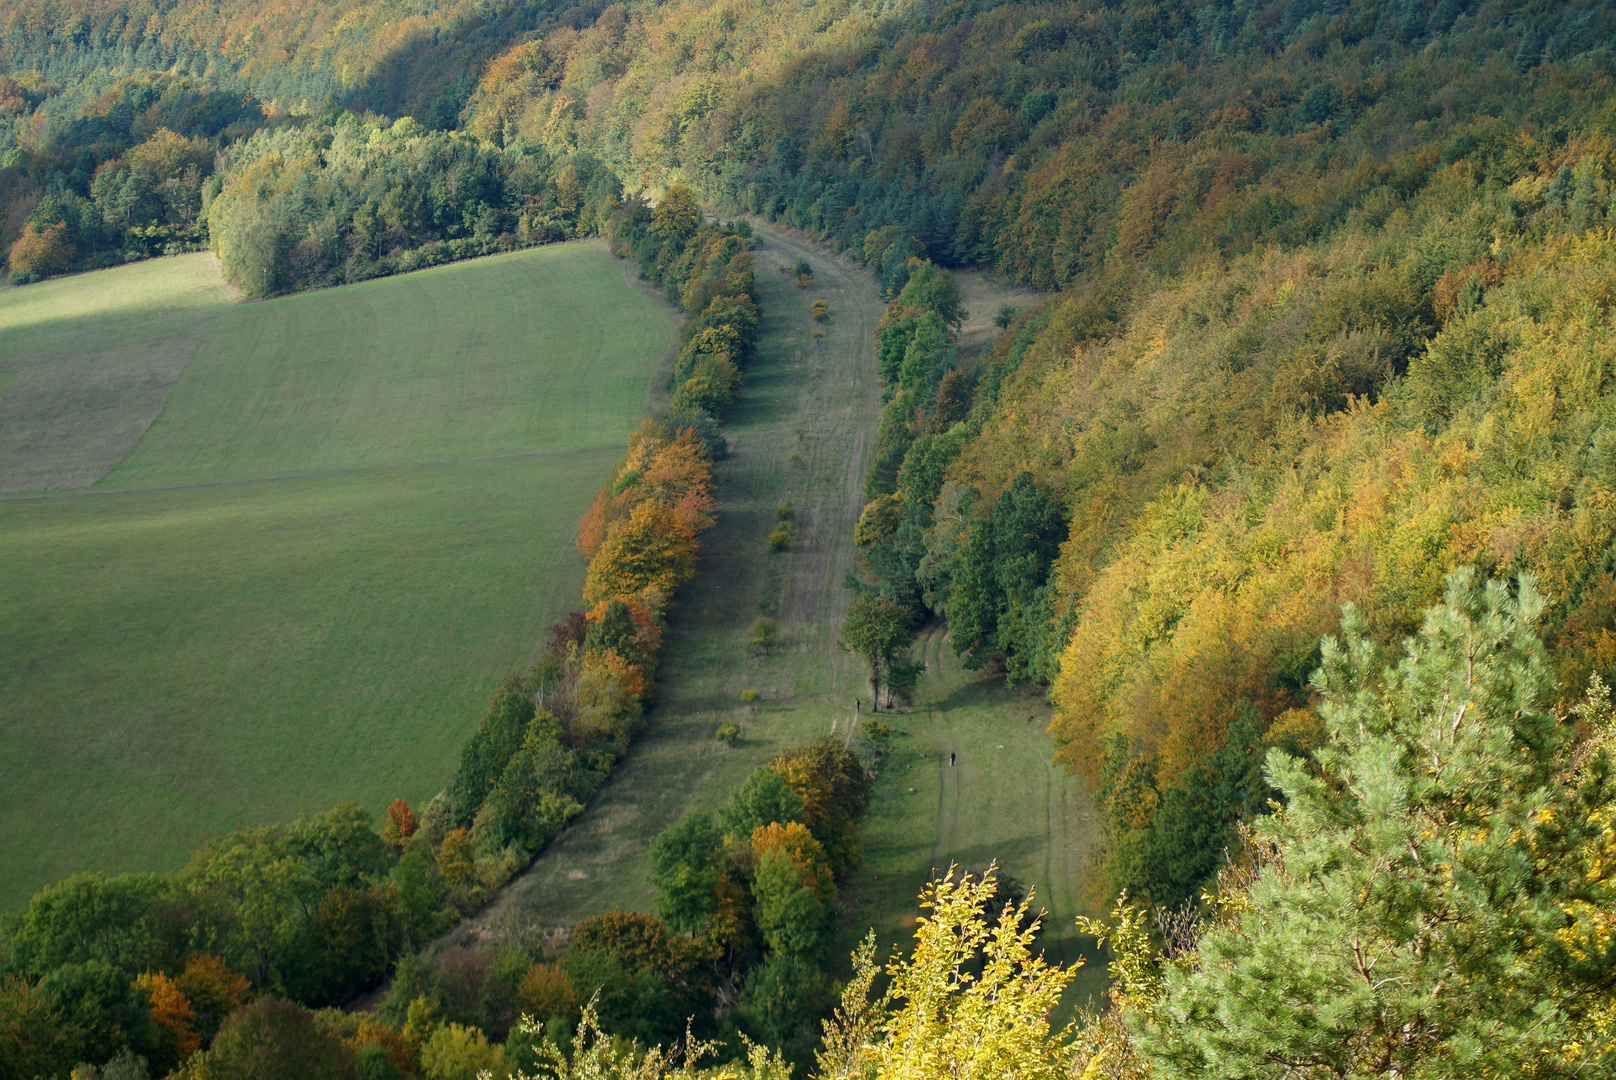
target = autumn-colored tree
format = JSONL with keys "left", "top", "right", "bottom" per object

{"left": 769, "top": 739, "right": 873, "bottom": 876}
{"left": 651, "top": 183, "right": 700, "bottom": 239}
{"left": 437, "top": 829, "right": 474, "bottom": 886}
{"left": 8, "top": 221, "right": 74, "bottom": 277}
{"left": 343, "top": 1018, "right": 417, "bottom": 1078}
{"left": 137, "top": 971, "right": 202, "bottom": 1064}
{"left": 580, "top": 647, "right": 649, "bottom": 706}
{"left": 815, "top": 867, "right": 1078, "bottom": 1080}
{"left": 749, "top": 822, "right": 835, "bottom": 906}
{"left": 381, "top": 797, "right": 419, "bottom": 853}
{"left": 583, "top": 500, "right": 699, "bottom": 606}
{"left": 516, "top": 962, "right": 580, "bottom": 1024}
{"left": 175, "top": 952, "right": 250, "bottom": 1040}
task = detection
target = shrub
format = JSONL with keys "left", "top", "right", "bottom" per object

{"left": 739, "top": 690, "right": 761, "bottom": 703}
{"left": 812, "top": 299, "right": 829, "bottom": 321}
{"left": 715, "top": 723, "right": 741, "bottom": 747}
{"left": 861, "top": 718, "right": 892, "bottom": 754}
{"left": 776, "top": 505, "right": 794, "bottom": 521}
{"left": 750, "top": 617, "right": 777, "bottom": 648}
{"left": 768, "top": 526, "right": 791, "bottom": 551}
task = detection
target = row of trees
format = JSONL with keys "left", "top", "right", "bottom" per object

{"left": 205, "top": 116, "right": 627, "bottom": 296}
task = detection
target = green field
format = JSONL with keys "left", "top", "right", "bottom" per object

{"left": 0, "top": 245, "right": 675, "bottom": 908}
{"left": 452, "top": 226, "right": 1108, "bottom": 1010}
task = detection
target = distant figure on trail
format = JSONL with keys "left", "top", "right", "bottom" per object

{"left": 949, "top": 751, "right": 956, "bottom": 767}
{"left": 855, "top": 698, "right": 861, "bottom": 713}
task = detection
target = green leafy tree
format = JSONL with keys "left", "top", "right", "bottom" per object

{"left": 37, "top": 960, "right": 147, "bottom": 1066}
{"left": 0, "top": 975, "right": 81, "bottom": 1080}
{"left": 181, "top": 830, "right": 315, "bottom": 990}
{"left": 736, "top": 955, "right": 832, "bottom": 1070}
{"left": 838, "top": 592, "right": 914, "bottom": 706}
{"left": 947, "top": 471, "right": 1065, "bottom": 671}
{"left": 718, "top": 767, "right": 805, "bottom": 839}
{"left": 447, "top": 677, "right": 539, "bottom": 825}
{"left": 894, "top": 261, "right": 964, "bottom": 329}
{"left": 8, "top": 873, "right": 164, "bottom": 977}
{"left": 1139, "top": 570, "right": 1616, "bottom": 1078}
{"left": 751, "top": 849, "right": 832, "bottom": 962}
{"left": 286, "top": 801, "right": 392, "bottom": 890}
{"left": 647, "top": 813, "right": 722, "bottom": 934}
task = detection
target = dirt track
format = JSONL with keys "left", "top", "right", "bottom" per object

{"left": 435, "top": 220, "right": 886, "bottom": 941}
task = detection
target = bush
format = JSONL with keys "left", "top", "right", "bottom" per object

{"left": 750, "top": 617, "right": 777, "bottom": 649}
{"left": 776, "top": 505, "right": 794, "bottom": 521}
{"left": 768, "top": 527, "right": 791, "bottom": 551}
{"left": 739, "top": 689, "right": 761, "bottom": 703}
{"left": 861, "top": 718, "right": 892, "bottom": 755}
{"left": 812, "top": 299, "right": 829, "bottom": 321}
{"left": 715, "top": 723, "right": 741, "bottom": 747}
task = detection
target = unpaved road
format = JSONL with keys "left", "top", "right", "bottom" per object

{"left": 435, "top": 221, "right": 885, "bottom": 943}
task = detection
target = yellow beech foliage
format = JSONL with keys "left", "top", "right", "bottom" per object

{"left": 1050, "top": 231, "right": 1616, "bottom": 792}
{"left": 815, "top": 865, "right": 1079, "bottom": 1080}
{"left": 582, "top": 500, "right": 700, "bottom": 608}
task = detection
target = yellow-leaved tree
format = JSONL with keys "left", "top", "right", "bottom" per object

{"left": 815, "top": 865, "right": 1079, "bottom": 1080}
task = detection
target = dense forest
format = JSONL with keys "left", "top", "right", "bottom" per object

{"left": 7, "top": 0, "right": 1616, "bottom": 1075}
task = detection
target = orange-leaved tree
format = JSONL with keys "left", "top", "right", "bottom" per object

{"left": 381, "top": 797, "right": 419, "bottom": 852}
{"left": 583, "top": 499, "right": 700, "bottom": 606}
{"left": 137, "top": 971, "right": 201, "bottom": 1065}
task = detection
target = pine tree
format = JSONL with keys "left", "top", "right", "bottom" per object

{"left": 1138, "top": 569, "right": 1616, "bottom": 1078}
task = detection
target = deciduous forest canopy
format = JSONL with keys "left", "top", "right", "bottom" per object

{"left": 6, "top": 0, "right": 1616, "bottom": 1075}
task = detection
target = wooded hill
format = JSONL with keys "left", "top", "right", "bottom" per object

{"left": 5, "top": 0, "right": 1616, "bottom": 1074}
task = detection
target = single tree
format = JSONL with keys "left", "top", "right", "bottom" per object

{"left": 838, "top": 593, "right": 914, "bottom": 706}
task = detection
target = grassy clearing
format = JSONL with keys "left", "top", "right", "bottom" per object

{"left": 0, "top": 244, "right": 674, "bottom": 908}
{"left": 457, "top": 225, "right": 1104, "bottom": 1010}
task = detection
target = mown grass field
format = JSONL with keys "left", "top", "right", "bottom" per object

{"left": 0, "top": 244, "right": 674, "bottom": 909}
{"left": 456, "top": 225, "right": 1108, "bottom": 1011}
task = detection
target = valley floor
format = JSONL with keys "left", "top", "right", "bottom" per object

{"left": 444, "top": 223, "right": 1108, "bottom": 1011}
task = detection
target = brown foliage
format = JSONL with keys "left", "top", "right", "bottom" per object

{"left": 516, "top": 962, "right": 580, "bottom": 1023}
{"left": 7, "top": 220, "right": 73, "bottom": 276}
{"left": 382, "top": 797, "right": 419, "bottom": 853}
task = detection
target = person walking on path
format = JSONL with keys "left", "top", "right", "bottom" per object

{"left": 949, "top": 751, "right": 956, "bottom": 767}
